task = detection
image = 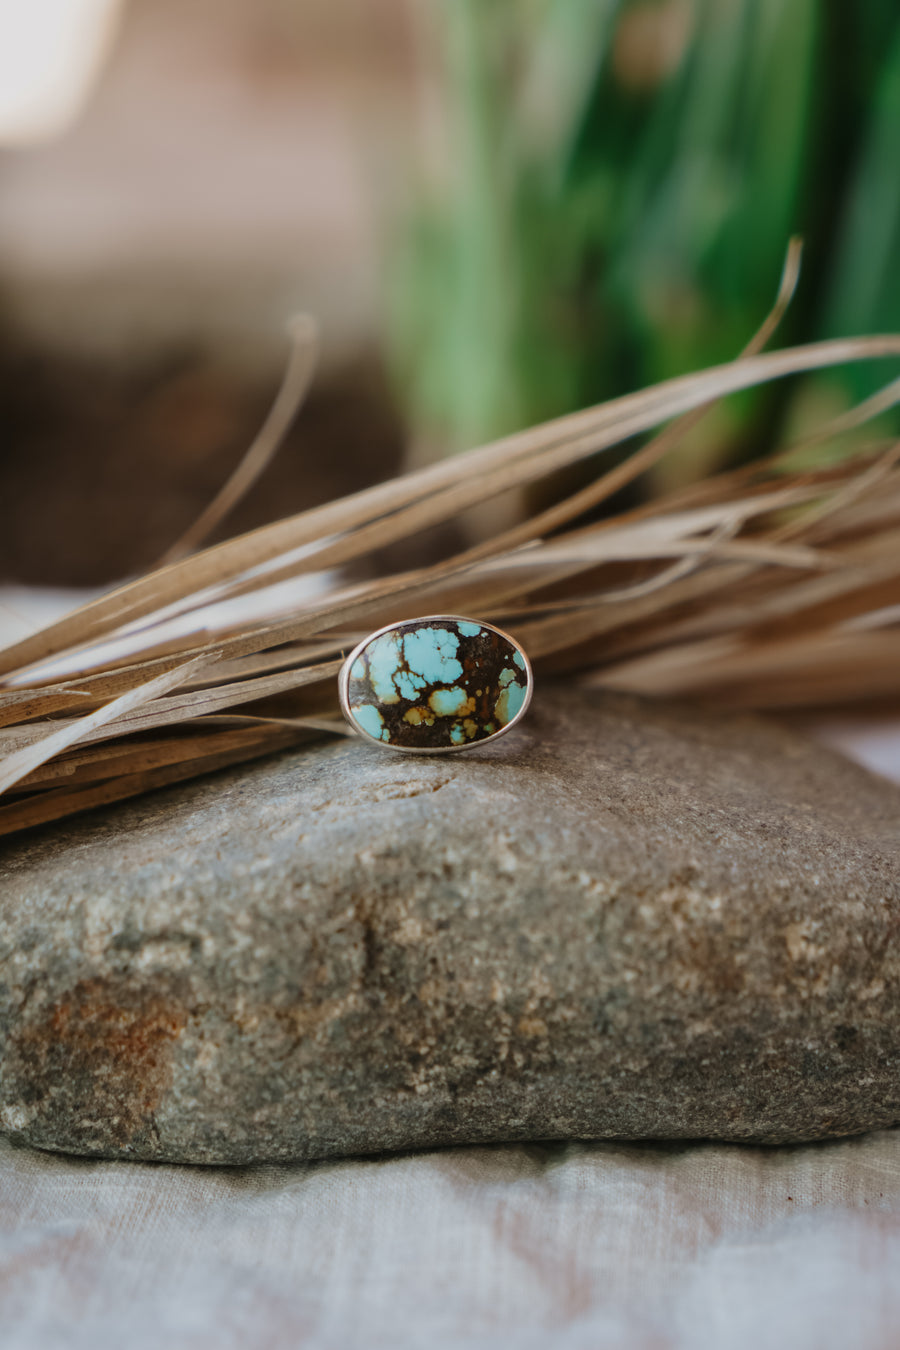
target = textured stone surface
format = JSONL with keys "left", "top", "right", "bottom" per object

{"left": 341, "top": 617, "right": 531, "bottom": 749}
{"left": 1, "top": 686, "right": 899, "bottom": 1164}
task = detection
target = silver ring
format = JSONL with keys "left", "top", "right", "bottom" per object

{"left": 338, "top": 615, "right": 534, "bottom": 754}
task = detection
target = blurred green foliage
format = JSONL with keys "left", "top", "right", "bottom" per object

{"left": 387, "top": 0, "right": 900, "bottom": 471}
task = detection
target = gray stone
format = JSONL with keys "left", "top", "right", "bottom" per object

{"left": 1, "top": 686, "right": 899, "bottom": 1164}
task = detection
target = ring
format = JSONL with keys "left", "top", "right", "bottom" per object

{"left": 339, "top": 616, "right": 534, "bottom": 754}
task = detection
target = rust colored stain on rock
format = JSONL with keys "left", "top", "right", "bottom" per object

{"left": 10, "top": 977, "right": 187, "bottom": 1153}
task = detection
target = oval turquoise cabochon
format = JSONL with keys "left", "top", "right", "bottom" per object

{"left": 340, "top": 617, "right": 533, "bottom": 752}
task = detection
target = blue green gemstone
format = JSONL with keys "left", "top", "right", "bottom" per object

{"left": 344, "top": 618, "right": 531, "bottom": 751}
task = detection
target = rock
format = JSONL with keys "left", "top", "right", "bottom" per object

{"left": 1, "top": 686, "right": 899, "bottom": 1164}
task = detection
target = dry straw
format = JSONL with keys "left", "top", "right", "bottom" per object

{"left": 2, "top": 244, "right": 899, "bottom": 837}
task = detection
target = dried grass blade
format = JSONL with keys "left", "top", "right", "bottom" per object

{"left": 157, "top": 315, "right": 320, "bottom": 565}
{"left": 2, "top": 335, "right": 899, "bottom": 681}
{"left": 166, "top": 244, "right": 803, "bottom": 617}
{"left": 0, "top": 687, "right": 94, "bottom": 729}
{"left": 587, "top": 626, "right": 900, "bottom": 707}
{"left": 199, "top": 713, "right": 353, "bottom": 736}
{"left": 0, "top": 655, "right": 211, "bottom": 796}
{"left": 0, "top": 727, "right": 300, "bottom": 838}
{"left": 0, "top": 659, "right": 342, "bottom": 757}
{"left": 777, "top": 447, "right": 900, "bottom": 543}
{"left": 12, "top": 725, "right": 298, "bottom": 791}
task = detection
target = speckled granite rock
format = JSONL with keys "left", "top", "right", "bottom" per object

{"left": 1, "top": 687, "right": 899, "bottom": 1163}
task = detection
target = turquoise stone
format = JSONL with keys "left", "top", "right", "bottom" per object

{"left": 342, "top": 618, "right": 532, "bottom": 751}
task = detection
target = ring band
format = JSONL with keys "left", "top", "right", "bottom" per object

{"left": 338, "top": 615, "right": 534, "bottom": 754}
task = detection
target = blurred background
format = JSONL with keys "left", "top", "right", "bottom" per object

{"left": 1, "top": 0, "right": 899, "bottom": 605}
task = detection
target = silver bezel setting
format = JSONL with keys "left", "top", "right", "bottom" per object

{"left": 338, "top": 614, "right": 534, "bottom": 754}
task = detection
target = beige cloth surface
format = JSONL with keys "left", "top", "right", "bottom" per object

{"left": 1, "top": 589, "right": 899, "bottom": 1348}
{"left": 3, "top": 1130, "right": 900, "bottom": 1350}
